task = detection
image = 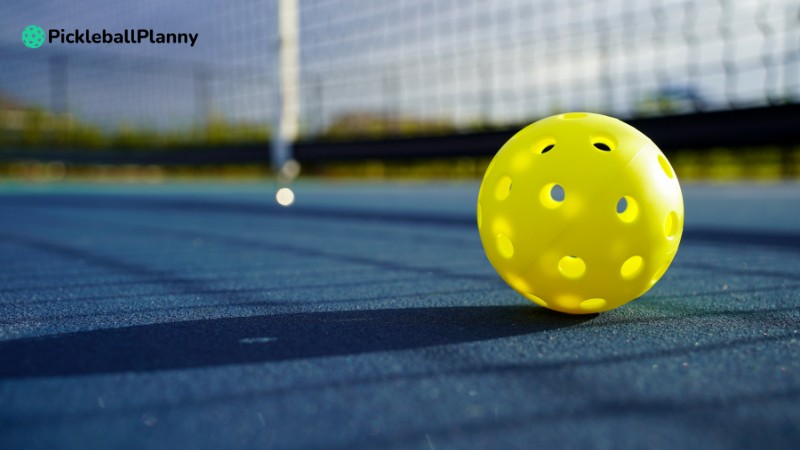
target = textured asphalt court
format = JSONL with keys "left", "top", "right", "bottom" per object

{"left": 0, "top": 181, "right": 798, "bottom": 449}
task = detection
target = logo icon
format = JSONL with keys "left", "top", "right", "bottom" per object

{"left": 22, "top": 25, "right": 45, "bottom": 49}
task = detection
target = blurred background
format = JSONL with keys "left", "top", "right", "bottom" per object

{"left": 1, "top": 0, "right": 799, "bottom": 183}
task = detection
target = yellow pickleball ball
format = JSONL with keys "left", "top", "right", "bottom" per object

{"left": 477, "top": 112, "right": 684, "bottom": 314}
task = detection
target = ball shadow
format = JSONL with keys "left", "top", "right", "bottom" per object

{"left": 0, "top": 306, "right": 593, "bottom": 379}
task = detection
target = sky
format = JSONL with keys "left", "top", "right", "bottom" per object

{"left": 0, "top": 0, "right": 797, "bottom": 134}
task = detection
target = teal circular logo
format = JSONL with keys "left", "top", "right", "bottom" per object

{"left": 22, "top": 25, "right": 45, "bottom": 49}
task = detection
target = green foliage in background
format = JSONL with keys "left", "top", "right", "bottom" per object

{"left": 319, "top": 112, "right": 456, "bottom": 141}
{"left": 0, "top": 108, "right": 270, "bottom": 151}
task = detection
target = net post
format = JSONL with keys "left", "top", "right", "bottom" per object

{"left": 271, "top": 0, "right": 300, "bottom": 172}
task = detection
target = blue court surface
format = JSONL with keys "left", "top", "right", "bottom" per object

{"left": 0, "top": 181, "right": 799, "bottom": 449}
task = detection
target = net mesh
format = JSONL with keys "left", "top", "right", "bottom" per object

{"left": 0, "top": 0, "right": 797, "bottom": 147}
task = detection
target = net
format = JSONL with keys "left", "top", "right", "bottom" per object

{"left": 0, "top": 0, "right": 797, "bottom": 148}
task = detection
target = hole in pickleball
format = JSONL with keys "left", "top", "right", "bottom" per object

{"left": 664, "top": 211, "right": 679, "bottom": 239}
{"left": 620, "top": 255, "right": 644, "bottom": 280}
{"left": 591, "top": 136, "right": 616, "bottom": 152}
{"left": 616, "top": 196, "right": 638, "bottom": 223}
{"left": 558, "top": 255, "right": 586, "bottom": 279}
{"left": 658, "top": 154, "right": 675, "bottom": 179}
{"left": 561, "top": 112, "right": 587, "bottom": 119}
{"left": 496, "top": 233, "right": 514, "bottom": 259}
{"left": 550, "top": 184, "right": 565, "bottom": 202}
{"left": 525, "top": 294, "right": 548, "bottom": 307}
{"left": 580, "top": 298, "right": 607, "bottom": 311}
{"left": 533, "top": 137, "right": 556, "bottom": 155}
{"left": 594, "top": 142, "right": 611, "bottom": 151}
{"left": 495, "top": 175, "right": 512, "bottom": 200}
{"left": 539, "top": 183, "right": 565, "bottom": 209}
{"left": 616, "top": 197, "right": 627, "bottom": 214}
